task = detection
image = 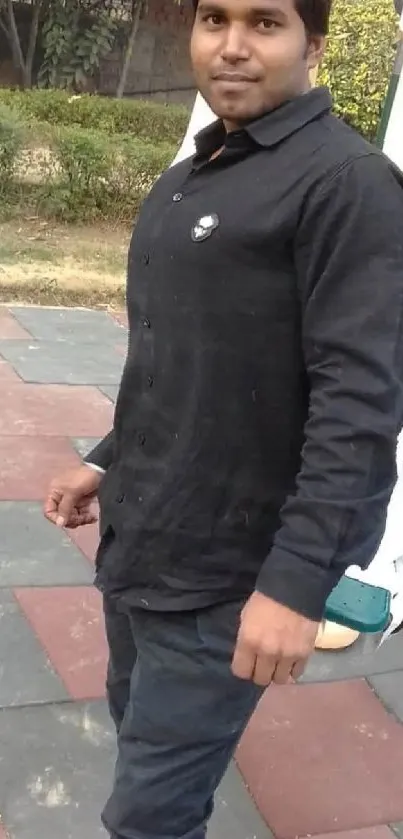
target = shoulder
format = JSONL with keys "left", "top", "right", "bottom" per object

{"left": 291, "top": 114, "right": 403, "bottom": 221}
{"left": 307, "top": 114, "right": 403, "bottom": 191}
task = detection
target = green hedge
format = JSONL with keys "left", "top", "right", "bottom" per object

{"left": 0, "top": 115, "right": 176, "bottom": 223}
{"left": 0, "top": 104, "right": 23, "bottom": 193}
{"left": 0, "top": 88, "right": 190, "bottom": 146}
{"left": 318, "top": 0, "right": 398, "bottom": 142}
{"left": 46, "top": 126, "right": 175, "bottom": 221}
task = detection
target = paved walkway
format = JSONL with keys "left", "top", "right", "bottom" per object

{"left": 0, "top": 304, "right": 402, "bottom": 839}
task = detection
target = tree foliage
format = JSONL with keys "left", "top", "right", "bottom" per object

{"left": 318, "top": 0, "right": 398, "bottom": 142}
{"left": 1, "top": 0, "right": 145, "bottom": 94}
{"left": 39, "top": 0, "right": 118, "bottom": 90}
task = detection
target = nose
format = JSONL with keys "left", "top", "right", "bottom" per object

{"left": 220, "top": 24, "right": 250, "bottom": 63}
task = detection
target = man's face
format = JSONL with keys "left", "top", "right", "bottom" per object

{"left": 190, "top": 0, "right": 325, "bottom": 129}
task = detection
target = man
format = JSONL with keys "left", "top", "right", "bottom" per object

{"left": 44, "top": 0, "right": 403, "bottom": 836}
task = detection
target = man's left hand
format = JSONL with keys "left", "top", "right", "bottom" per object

{"left": 232, "top": 591, "right": 320, "bottom": 686}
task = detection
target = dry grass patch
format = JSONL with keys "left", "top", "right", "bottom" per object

{"left": 0, "top": 218, "right": 129, "bottom": 306}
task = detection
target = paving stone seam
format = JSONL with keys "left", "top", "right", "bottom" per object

{"left": 235, "top": 764, "right": 277, "bottom": 837}
{"left": 366, "top": 677, "right": 403, "bottom": 726}
{"left": 0, "top": 582, "right": 94, "bottom": 590}
{"left": 293, "top": 825, "right": 398, "bottom": 838}
{"left": 0, "top": 697, "right": 79, "bottom": 713}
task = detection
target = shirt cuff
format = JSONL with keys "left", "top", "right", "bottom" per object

{"left": 256, "top": 547, "right": 342, "bottom": 622}
{"left": 85, "top": 462, "right": 106, "bottom": 475}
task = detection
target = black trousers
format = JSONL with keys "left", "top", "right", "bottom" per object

{"left": 102, "top": 595, "right": 263, "bottom": 839}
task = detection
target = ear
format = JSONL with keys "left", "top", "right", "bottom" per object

{"left": 306, "top": 35, "right": 326, "bottom": 71}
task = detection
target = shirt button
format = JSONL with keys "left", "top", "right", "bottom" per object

{"left": 147, "top": 374, "right": 154, "bottom": 388}
{"left": 172, "top": 192, "right": 183, "bottom": 202}
{"left": 143, "top": 253, "right": 150, "bottom": 265}
{"left": 116, "top": 493, "right": 125, "bottom": 503}
{"left": 143, "top": 317, "right": 151, "bottom": 328}
{"left": 138, "top": 432, "right": 146, "bottom": 446}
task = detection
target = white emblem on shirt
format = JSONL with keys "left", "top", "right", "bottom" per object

{"left": 191, "top": 213, "right": 219, "bottom": 242}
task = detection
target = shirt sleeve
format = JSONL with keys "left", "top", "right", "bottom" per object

{"left": 256, "top": 153, "right": 403, "bottom": 621}
{"left": 84, "top": 430, "right": 115, "bottom": 472}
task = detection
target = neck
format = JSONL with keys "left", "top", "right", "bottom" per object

{"left": 223, "top": 120, "right": 242, "bottom": 133}
{"left": 222, "top": 83, "right": 313, "bottom": 134}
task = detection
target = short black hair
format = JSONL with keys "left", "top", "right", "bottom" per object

{"left": 295, "top": 0, "right": 333, "bottom": 35}
{"left": 192, "top": 0, "right": 333, "bottom": 36}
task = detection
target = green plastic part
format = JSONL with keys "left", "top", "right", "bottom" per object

{"left": 324, "top": 575, "right": 391, "bottom": 634}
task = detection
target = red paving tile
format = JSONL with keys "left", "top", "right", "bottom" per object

{"left": 14, "top": 586, "right": 107, "bottom": 700}
{"left": 68, "top": 519, "right": 100, "bottom": 563}
{"left": 0, "top": 383, "right": 113, "bottom": 436}
{"left": 0, "top": 360, "right": 21, "bottom": 382}
{"left": 0, "top": 436, "right": 80, "bottom": 499}
{"left": 307, "top": 829, "right": 395, "bottom": 839}
{"left": 237, "top": 680, "right": 403, "bottom": 839}
{"left": 0, "top": 308, "right": 31, "bottom": 339}
{"left": 0, "top": 824, "right": 8, "bottom": 839}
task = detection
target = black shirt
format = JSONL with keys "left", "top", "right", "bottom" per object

{"left": 87, "top": 88, "right": 403, "bottom": 621}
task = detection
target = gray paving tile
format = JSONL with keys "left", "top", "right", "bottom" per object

{"left": 210, "top": 762, "right": 273, "bottom": 839}
{"left": 99, "top": 384, "right": 119, "bottom": 402}
{"left": 72, "top": 437, "right": 102, "bottom": 459}
{"left": 391, "top": 824, "right": 403, "bottom": 838}
{"left": 0, "top": 701, "right": 261, "bottom": 839}
{"left": 302, "top": 631, "right": 403, "bottom": 683}
{"left": 0, "top": 340, "right": 124, "bottom": 385}
{"left": 0, "top": 502, "right": 92, "bottom": 587}
{"left": 10, "top": 306, "right": 124, "bottom": 344}
{"left": 369, "top": 671, "right": 403, "bottom": 723}
{"left": 0, "top": 591, "right": 68, "bottom": 708}
{"left": 0, "top": 700, "right": 114, "bottom": 838}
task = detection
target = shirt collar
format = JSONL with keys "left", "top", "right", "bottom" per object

{"left": 194, "top": 87, "right": 332, "bottom": 158}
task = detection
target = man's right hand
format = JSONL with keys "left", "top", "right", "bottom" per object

{"left": 44, "top": 464, "right": 102, "bottom": 529}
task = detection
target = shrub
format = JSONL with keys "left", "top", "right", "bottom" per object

{"left": 0, "top": 104, "right": 23, "bottom": 193}
{"left": 0, "top": 88, "right": 189, "bottom": 146}
{"left": 41, "top": 125, "right": 176, "bottom": 222}
{"left": 318, "top": 0, "right": 398, "bottom": 141}
{"left": 50, "top": 126, "right": 112, "bottom": 219}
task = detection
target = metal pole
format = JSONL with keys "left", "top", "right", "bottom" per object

{"left": 377, "top": 10, "right": 403, "bottom": 148}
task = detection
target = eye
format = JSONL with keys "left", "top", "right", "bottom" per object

{"left": 202, "top": 12, "right": 225, "bottom": 25}
{"left": 256, "top": 17, "right": 279, "bottom": 30}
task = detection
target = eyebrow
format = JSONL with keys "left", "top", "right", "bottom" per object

{"left": 197, "top": 2, "right": 288, "bottom": 18}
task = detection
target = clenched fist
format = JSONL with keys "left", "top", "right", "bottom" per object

{"left": 232, "top": 591, "right": 319, "bottom": 686}
{"left": 44, "top": 464, "right": 102, "bottom": 529}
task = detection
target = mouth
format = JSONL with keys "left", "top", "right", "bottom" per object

{"left": 212, "top": 72, "right": 257, "bottom": 84}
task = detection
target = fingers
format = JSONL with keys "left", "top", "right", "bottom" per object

{"left": 44, "top": 490, "right": 98, "bottom": 529}
{"left": 66, "top": 509, "right": 98, "bottom": 529}
{"left": 232, "top": 632, "right": 307, "bottom": 687}
{"left": 43, "top": 489, "right": 63, "bottom": 525}
{"left": 54, "top": 490, "right": 77, "bottom": 527}
{"left": 231, "top": 637, "right": 256, "bottom": 681}
{"left": 252, "top": 654, "right": 276, "bottom": 687}
{"left": 272, "top": 657, "right": 295, "bottom": 686}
